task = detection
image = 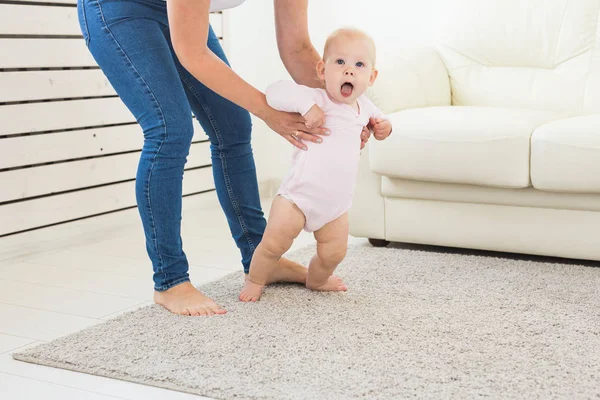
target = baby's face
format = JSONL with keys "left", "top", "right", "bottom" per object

{"left": 318, "top": 36, "right": 378, "bottom": 105}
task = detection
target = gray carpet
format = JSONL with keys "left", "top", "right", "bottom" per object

{"left": 13, "top": 244, "right": 600, "bottom": 399}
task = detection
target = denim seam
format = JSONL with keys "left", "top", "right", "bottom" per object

{"left": 155, "top": 276, "right": 190, "bottom": 292}
{"left": 177, "top": 69, "right": 256, "bottom": 257}
{"left": 78, "top": 0, "right": 90, "bottom": 45}
{"left": 94, "top": 0, "right": 168, "bottom": 280}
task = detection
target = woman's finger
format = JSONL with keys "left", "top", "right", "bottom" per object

{"left": 299, "top": 123, "right": 330, "bottom": 137}
{"left": 289, "top": 133, "right": 307, "bottom": 150}
{"left": 295, "top": 129, "right": 323, "bottom": 144}
{"left": 360, "top": 126, "right": 371, "bottom": 150}
{"left": 361, "top": 127, "right": 371, "bottom": 141}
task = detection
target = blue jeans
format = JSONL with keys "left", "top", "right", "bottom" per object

{"left": 77, "top": 0, "right": 266, "bottom": 290}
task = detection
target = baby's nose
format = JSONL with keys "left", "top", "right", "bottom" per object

{"left": 344, "top": 69, "right": 355, "bottom": 76}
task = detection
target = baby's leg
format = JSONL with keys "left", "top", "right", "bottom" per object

{"left": 239, "top": 196, "right": 305, "bottom": 302}
{"left": 306, "top": 213, "right": 349, "bottom": 292}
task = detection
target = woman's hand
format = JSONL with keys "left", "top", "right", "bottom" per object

{"left": 263, "top": 106, "right": 330, "bottom": 150}
{"left": 360, "top": 126, "right": 371, "bottom": 150}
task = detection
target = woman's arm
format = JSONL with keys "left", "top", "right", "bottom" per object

{"left": 273, "top": 0, "right": 323, "bottom": 88}
{"left": 167, "top": 0, "right": 326, "bottom": 149}
{"left": 168, "top": 0, "right": 267, "bottom": 119}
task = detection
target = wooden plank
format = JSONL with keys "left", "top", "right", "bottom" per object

{"left": 0, "top": 97, "right": 216, "bottom": 136}
{"left": 16, "top": 1, "right": 76, "bottom": 4}
{"left": 0, "top": 142, "right": 212, "bottom": 203}
{"left": 0, "top": 123, "right": 209, "bottom": 169}
{"left": 0, "top": 38, "right": 95, "bottom": 68}
{"left": 0, "top": 5, "right": 219, "bottom": 36}
{"left": 0, "top": 125, "right": 142, "bottom": 169}
{"left": 0, "top": 97, "right": 135, "bottom": 135}
{"left": 0, "top": 37, "right": 223, "bottom": 70}
{"left": 0, "top": 4, "right": 80, "bottom": 35}
{"left": 0, "top": 167, "right": 215, "bottom": 236}
{"left": 0, "top": 69, "right": 116, "bottom": 102}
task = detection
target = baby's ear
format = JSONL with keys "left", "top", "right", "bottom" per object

{"left": 316, "top": 60, "right": 326, "bottom": 81}
{"left": 369, "top": 68, "right": 378, "bottom": 86}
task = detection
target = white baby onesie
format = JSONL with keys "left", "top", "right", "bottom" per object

{"left": 266, "top": 80, "right": 384, "bottom": 232}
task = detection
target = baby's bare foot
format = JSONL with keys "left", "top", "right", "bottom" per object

{"left": 239, "top": 279, "right": 265, "bottom": 302}
{"left": 154, "top": 282, "right": 227, "bottom": 316}
{"left": 306, "top": 275, "right": 348, "bottom": 292}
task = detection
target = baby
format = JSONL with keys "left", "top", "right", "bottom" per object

{"left": 240, "top": 28, "right": 392, "bottom": 302}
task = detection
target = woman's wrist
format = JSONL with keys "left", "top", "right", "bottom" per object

{"left": 251, "top": 92, "right": 272, "bottom": 122}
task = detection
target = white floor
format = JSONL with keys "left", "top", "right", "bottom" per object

{"left": 0, "top": 193, "right": 367, "bottom": 399}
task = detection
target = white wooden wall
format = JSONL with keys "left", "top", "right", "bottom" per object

{"left": 0, "top": 0, "right": 224, "bottom": 236}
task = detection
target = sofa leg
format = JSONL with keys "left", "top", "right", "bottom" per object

{"left": 368, "top": 238, "right": 390, "bottom": 247}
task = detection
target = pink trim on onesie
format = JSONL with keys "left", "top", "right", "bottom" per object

{"left": 268, "top": 81, "right": 385, "bottom": 233}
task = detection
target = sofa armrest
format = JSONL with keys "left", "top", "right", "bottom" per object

{"left": 349, "top": 141, "right": 387, "bottom": 240}
{"left": 367, "top": 47, "right": 451, "bottom": 114}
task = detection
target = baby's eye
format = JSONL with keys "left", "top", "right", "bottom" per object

{"left": 356, "top": 61, "right": 364, "bottom": 67}
{"left": 336, "top": 59, "right": 345, "bottom": 65}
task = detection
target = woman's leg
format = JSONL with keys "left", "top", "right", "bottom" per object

{"left": 172, "top": 27, "right": 264, "bottom": 274}
{"left": 78, "top": 0, "right": 224, "bottom": 315}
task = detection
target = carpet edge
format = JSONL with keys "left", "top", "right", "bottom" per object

{"left": 11, "top": 352, "right": 211, "bottom": 398}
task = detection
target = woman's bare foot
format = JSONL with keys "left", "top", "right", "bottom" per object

{"left": 306, "top": 275, "right": 348, "bottom": 292}
{"left": 154, "top": 281, "right": 227, "bottom": 316}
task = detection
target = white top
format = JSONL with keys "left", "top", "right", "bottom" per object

{"left": 162, "top": 0, "right": 246, "bottom": 12}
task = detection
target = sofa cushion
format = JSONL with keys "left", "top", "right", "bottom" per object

{"left": 531, "top": 115, "right": 600, "bottom": 193}
{"left": 435, "top": 0, "right": 600, "bottom": 114}
{"left": 369, "top": 106, "right": 558, "bottom": 188}
{"left": 380, "top": 177, "right": 600, "bottom": 212}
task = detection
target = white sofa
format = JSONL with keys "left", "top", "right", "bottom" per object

{"left": 349, "top": 0, "right": 600, "bottom": 261}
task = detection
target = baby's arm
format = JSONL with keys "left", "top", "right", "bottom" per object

{"left": 363, "top": 96, "right": 392, "bottom": 140}
{"left": 266, "top": 81, "right": 325, "bottom": 129}
{"left": 266, "top": 80, "right": 319, "bottom": 115}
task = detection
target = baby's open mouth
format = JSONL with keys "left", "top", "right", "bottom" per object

{"left": 341, "top": 82, "right": 354, "bottom": 97}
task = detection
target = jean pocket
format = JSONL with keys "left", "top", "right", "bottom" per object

{"left": 77, "top": 0, "right": 90, "bottom": 45}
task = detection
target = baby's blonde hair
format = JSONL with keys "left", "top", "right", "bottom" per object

{"left": 323, "top": 28, "right": 377, "bottom": 66}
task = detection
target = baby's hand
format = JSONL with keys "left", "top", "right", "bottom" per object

{"left": 303, "top": 104, "right": 326, "bottom": 129}
{"left": 370, "top": 117, "right": 392, "bottom": 140}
